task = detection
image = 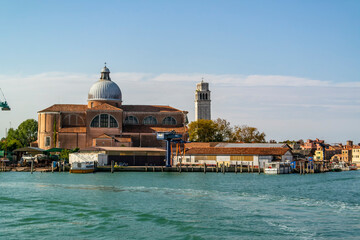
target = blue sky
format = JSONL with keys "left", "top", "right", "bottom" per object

{"left": 0, "top": 0, "right": 359, "bottom": 143}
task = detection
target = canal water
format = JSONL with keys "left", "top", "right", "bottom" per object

{"left": 1, "top": 171, "right": 359, "bottom": 239}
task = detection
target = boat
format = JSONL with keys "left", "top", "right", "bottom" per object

{"left": 331, "top": 163, "right": 342, "bottom": 172}
{"left": 349, "top": 164, "right": 358, "bottom": 171}
{"left": 264, "top": 162, "right": 291, "bottom": 174}
{"left": 70, "top": 161, "right": 95, "bottom": 173}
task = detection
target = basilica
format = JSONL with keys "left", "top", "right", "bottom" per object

{"left": 37, "top": 66, "right": 188, "bottom": 150}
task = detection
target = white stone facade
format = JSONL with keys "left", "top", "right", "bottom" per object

{"left": 195, "top": 80, "right": 211, "bottom": 121}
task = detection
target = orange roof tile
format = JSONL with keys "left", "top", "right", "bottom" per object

{"left": 123, "top": 125, "right": 187, "bottom": 133}
{"left": 39, "top": 104, "right": 87, "bottom": 113}
{"left": 120, "top": 105, "right": 183, "bottom": 112}
{"left": 89, "top": 103, "right": 121, "bottom": 111}
{"left": 186, "top": 147, "right": 290, "bottom": 156}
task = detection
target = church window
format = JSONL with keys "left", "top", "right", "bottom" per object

{"left": 110, "top": 116, "right": 118, "bottom": 127}
{"left": 90, "top": 114, "right": 118, "bottom": 128}
{"left": 125, "top": 116, "right": 139, "bottom": 125}
{"left": 91, "top": 115, "right": 99, "bottom": 127}
{"left": 162, "top": 116, "right": 176, "bottom": 125}
{"left": 100, "top": 114, "right": 108, "bottom": 127}
{"left": 143, "top": 116, "right": 157, "bottom": 125}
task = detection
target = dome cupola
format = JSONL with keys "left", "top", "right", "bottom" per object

{"left": 88, "top": 64, "right": 122, "bottom": 107}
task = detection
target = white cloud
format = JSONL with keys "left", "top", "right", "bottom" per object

{"left": 0, "top": 71, "right": 359, "bottom": 143}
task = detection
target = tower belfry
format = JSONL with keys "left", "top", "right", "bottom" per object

{"left": 195, "top": 78, "right": 211, "bottom": 121}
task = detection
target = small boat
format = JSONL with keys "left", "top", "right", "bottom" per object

{"left": 70, "top": 161, "right": 95, "bottom": 173}
{"left": 264, "top": 162, "right": 291, "bottom": 174}
{"left": 331, "top": 164, "right": 342, "bottom": 172}
{"left": 349, "top": 164, "right": 358, "bottom": 171}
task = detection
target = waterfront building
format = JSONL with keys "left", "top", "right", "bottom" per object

{"left": 194, "top": 79, "right": 211, "bottom": 121}
{"left": 37, "top": 65, "right": 188, "bottom": 150}
{"left": 175, "top": 147, "right": 293, "bottom": 168}
{"left": 352, "top": 146, "right": 360, "bottom": 167}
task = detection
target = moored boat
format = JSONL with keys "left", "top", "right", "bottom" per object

{"left": 70, "top": 161, "right": 95, "bottom": 173}
{"left": 349, "top": 164, "right": 358, "bottom": 171}
{"left": 264, "top": 162, "right": 291, "bottom": 174}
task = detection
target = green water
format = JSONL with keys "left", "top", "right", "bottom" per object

{"left": 0, "top": 171, "right": 359, "bottom": 239}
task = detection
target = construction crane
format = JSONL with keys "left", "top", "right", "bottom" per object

{"left": 0, "top": 89, "right": 10, "bottom": 111}
{"left": 156, "top": 131, "right": 188, "bottom": 167}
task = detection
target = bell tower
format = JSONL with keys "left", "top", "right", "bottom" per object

{"left": 195, "top": 78, "right": 211, "bottom": 121}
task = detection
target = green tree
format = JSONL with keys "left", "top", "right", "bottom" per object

{"left": 16, "top": 119, "right": 38, "bottom": 147}
{"left": 213, "top": 118, "right": 233, "bottom": 142}
{"left": 188, "top": 119, "right": 218, "bottom": 142}
{"left": 6, "top": 139, "right": 22, "bottom": 152}
{"left": 231, "top": 125, "right": 266, "bottom": 143}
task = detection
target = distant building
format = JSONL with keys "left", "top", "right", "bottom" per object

{"left": 37, "top": 65, "right": 188, "bottom": 150}
{"left": 194, "top": 79, "right": 211, "bottom": 121}
{"left": 175, "top": 147, "right": 293, "bottom": 168}
{"left": 352, "top": 146, "right": 360, "bottom": 167}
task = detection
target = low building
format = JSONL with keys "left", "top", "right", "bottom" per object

{"left": 352, "top": 146, "right": 360, "bottom": 167}
{"left": 175, "top": 147, "right": 293, "bottom": 168}
{"left": 81, "top": 146, "right": 166, "bottom": 166}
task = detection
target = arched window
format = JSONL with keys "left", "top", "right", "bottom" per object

{"left": 90, "top": 114, "right": 118, "bottom": 128}
{"left": 143, "top": 116, "right": 157, "bottom": 125}
{"left": 124, "top": 116, "right": 139, "bottom": 125}
{"left": 205, "top": 93, "right": 208, "bottom": 100}
{"left": 162, "top": 116, "right": 176, "bottom": 125}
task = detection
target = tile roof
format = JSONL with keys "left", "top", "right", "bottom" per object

{"left": 215, "top": 143, "right": 290, "bottom": 148}
{"left": 123, "top": 125, "right": 187, "bottom": 133}
{"left": 88, "top": 103, "right": 121, "bottom": 111}
{"left": 82, "top": 146, "right": 166, "bottom": 152}
{"left": 186, "top": 147, "right": 290, "bottom": 156}
{"left": 58, "top": 127, "right": 87, "bottom": 133}
{"left": 120, "top": 105, "right": 182, "bottom": 112}
{"left": 38, "top": 104, "right": 87, "bottom": 113}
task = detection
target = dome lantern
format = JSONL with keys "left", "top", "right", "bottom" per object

{"left": 87, "top": 64, "right": 122, "bottom": 107}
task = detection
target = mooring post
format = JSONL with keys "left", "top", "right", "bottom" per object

{"left": 63, "top": 161, "right": 65, "bottom": 172}
{"left": 216, "top": 163, "right": 219, "bottom": 173}
{"left": 240, "top": 162, "right": 243, "bottom": 173}
{"left": 31, "top": 160, "right": 33, "bottom": 174}
{"left": 111, "top": 161, "right": 114, "bottom": 173}
{"left": 203, "top": 163, "right": 206, "bottom": 174}
{"left": 59, "top": 162, "right": 61, "bottom": 172}
{"left": 235, "top": 162, "right": 238, "bottom": 174}
{"left": 251, "top": 162, "right": 254, "bottom": 173}
{"left": 247, "top": 163, "right": 250, "bottom": 173}
{"left": 52, "top": 161, "right": 54, "bottom": 173}
{"left": 222, "top": 163, "right": 225, "bottom": 174}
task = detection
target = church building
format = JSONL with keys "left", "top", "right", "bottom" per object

{"left": 37, "top": 66, "right": 188, "bottom": 150}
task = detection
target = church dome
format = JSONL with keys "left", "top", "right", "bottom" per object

{"left": 88, "top": 66, "right": 122, "bottom": 101}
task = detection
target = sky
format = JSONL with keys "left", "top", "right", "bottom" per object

{"left": 0, "top": 0, "right": 359, "bottom": 144}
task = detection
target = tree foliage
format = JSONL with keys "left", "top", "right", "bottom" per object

{"left": 188, "top": 119, "right": 266, "bottom": 143}
{"left": 1, "top": 119, "right": 38, "bottom": 150}
{"left": 231, "top": 125, "right": 266, "bottom": 143}
{"left": 59, "top": 148, "right": 80, "bottom": 161}
{"left": 188, "top": 119, "right": 218, "bottom": 142}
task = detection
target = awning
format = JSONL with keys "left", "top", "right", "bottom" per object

{"left": 13, "top": 147, "right": 45, "bottom": 154}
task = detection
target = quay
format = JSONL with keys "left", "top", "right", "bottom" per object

{"left": 1, "top": 162, "right": 338, "bottom": 174}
